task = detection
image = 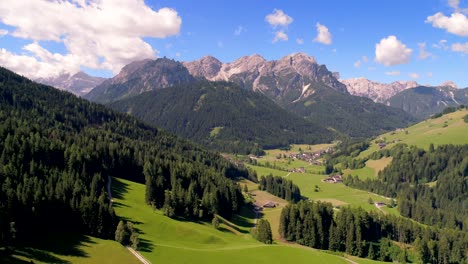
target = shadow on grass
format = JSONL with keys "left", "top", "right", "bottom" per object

{"left": 1, "top": 233, "right": 94, "bottom": 264}
{"left": 112, "top": 177, "right": 130, "bottom": 200}
{"left": 137, "top": 238, "right": 154, "bottom": 253}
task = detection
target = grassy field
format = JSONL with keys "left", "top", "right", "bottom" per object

{"left": 247, "top": 164, "right": 390, "bottom": 212}
{"left": 111, "top": 177, "right": 381, "bottom": 264}
{"left": 358, "top": 109, "right": 468, "bottom": 159}
{"left": 2, "top": 235, "right": 140, "bottom": 264}
{"left": 343, "top": 157, "right": 393, "bottom": 180}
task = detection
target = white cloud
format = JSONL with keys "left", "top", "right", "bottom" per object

{"left": 375, "top": 35, "right": 412, "bottom": 66}
{"left": 362, "top": 56, "right": 368, "bottom": 63}
{"left": 273, "top": 31, "right": 288, "bottom": 43}
{"left": 234, "top": 26, "right": 246, "bottom": 36}
{"left": 175, "top": 52, "right": 181, "bottom": 57}
{"left": 452, "top": 42, "right": 468, "bottom": 53}
{"left": 426, "top": 12, "right": 468, "bottom": 36}
{"left": 296, "top": 38, "right": 304, "bottom": 45}
{"left": 265, "top": 9, "right": 293, "bottom": 28}
{"left": 354, "top": 60, "right": 361, "bottom": 68}
{"left": 385, "top": 71, "right": 401, "bottom": 76}
{"left": 433, "top": 39, "right": 449, "bottom": 50}
{"left": 418, "top": 42, "right": 432, "bottom": 59}
{"left": 0, "top": 0, "right": 181, "bottom": 78}
{"left": 409, "top": 73, "right": 420, "bottom": 79}
{"left": 313, "top": 23, "right": 332, "bottom": 45}
{"left": 448, "top": 0, "right": 468, "bottom": 14}
{"left": 0, "top": 29, "right": 7, "bottom": 36}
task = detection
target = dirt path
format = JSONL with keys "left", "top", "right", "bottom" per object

{"left": 127, "top": 247, "right": 151, "bottom": 264}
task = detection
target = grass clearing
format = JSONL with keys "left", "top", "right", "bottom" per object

{"left": 2, "top": 235, "right": 140, "bottom": 264}
{"left": 358, "top": 109, "right": 468, "bottom": 159}
{"left": 110, "top": 177, "right": 366, "bottom": 264}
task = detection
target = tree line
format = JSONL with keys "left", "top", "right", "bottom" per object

{"left": 259, "top": 174, "right": 301, "bottom": 203}
{"left": 344, "top": 144, "right": 467, "bottom": 231}
{"left": 279, "top": 200, "right": 468, "bottom": 263}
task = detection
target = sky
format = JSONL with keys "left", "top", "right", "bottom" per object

{"left": 0, "top": 0, "right": 467, "bottom": 87}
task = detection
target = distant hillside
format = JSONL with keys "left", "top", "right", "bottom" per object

{"left": 357, "top": 108, "right": 468, "bottom": 158}
{"left": 109, "top": 81, "right": 336, "bottom": 154}
{"left": 286, "top": 82, "right": 416, "bottom": 138}
{"left": 85, "top": 58, "right": 196, "bottom": 103}
{"left": 386, "top": 86, "right": 468, "bottom": 119}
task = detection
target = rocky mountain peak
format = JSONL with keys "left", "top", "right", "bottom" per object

{"left": 183, "top": 55, "right": 222, "bottom": 80}
{"left": 36, "top": 71, "right": 106, "bottom": 96}
{"left": 341, "top": 78, "right": 420, "bottom": 103}
{"left": 440, "top": 80, "right": 458, "bottom": 89}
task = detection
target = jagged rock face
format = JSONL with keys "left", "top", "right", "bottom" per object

{"left": 182, "top": 56, "right": 222, "bottom": 80}
{"left": 184, "top": 52, "right": 348, "bottom": 104}
{"left": 36, "top": 71, "right": 106, "bottom": 96}
{"left": 439, "top": 80, "right": 458, "bottom": 89}
{"left": 341, "top": 78, "right": 419, "bottom": 103}
{"left": 85, "top": 58, "right": 195, "bottom": 103}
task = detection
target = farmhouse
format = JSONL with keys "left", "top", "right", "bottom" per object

{"left": 378, "top": 143, "right": 387, "bottom": 149}
{"left": 375, "top": 202, "right": 386, "bottom": 207}
{"left": 323, "top": 174, "right": 343, "bottom": 184}
{"left": 262, "top": 201, "right": 276, "bottom": 208}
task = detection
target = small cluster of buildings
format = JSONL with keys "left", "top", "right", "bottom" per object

{"left": 290, "top": 167, "right": 305, "bottom": 173}
{"left": 288, "top": 147, "right": 333, "bottom": 164}
{"left": 323, "top": 174, "right": 343, "bottom": 184}
{"left": 253, "top": 201, "right": 278, "bottom": 212}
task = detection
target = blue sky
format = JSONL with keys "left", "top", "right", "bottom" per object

{"left": 0, "top": 0, "right": 467, "bottom": 87}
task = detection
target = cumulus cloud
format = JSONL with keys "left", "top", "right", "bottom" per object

{"left": 313, "top": 23, "right": 332, "bottom": 45}
{"left": 409, "top": 73, "right": 420, "bottom": 79}
{"left": 448, "top": 0, "right": 468, "bottom": 14}
{"left": 375, "top": 35, "right": 412, "bottom": 66}
{"left": 0, "top": 0, "right": 181, "bottom": 78}
{"left": 265, "top": 9, "right": 293, "bottom": 27}
{"left": 426, "top": 12, "right": 468, "bottom": 36}
{"left": 354, "top": 56, "right": 368, "bottom": 68}
{"left": 385, "top": 71, "right": 401, "bottom": 76}
{"left": 296, "top": 38, "right": 304, "bottom": 45}
{"left": 418, "top": 43, "right": 432, "bottom": 59}
{"left": 354, "top": 60, "right": 361, "bottom": 68}
{"left": 452, "top": 42, "right": 468, "bottom": 53}
{"left": 273, "top": 31, "right": 288, "bottom": 43}
{"left": 234, "top": 26, "right": 246, "bottom": 36}
{"left": 0, "top": 29, "right": 7, "bottom": 36}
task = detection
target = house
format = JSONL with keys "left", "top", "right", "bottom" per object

{"left": 262, "top": 201, "right": 276, "bottom": 208}
{"left": 375, "top": 202, "right": 386, "bottom": 207}
{"left": 323, "top": 174, "right": 343, "bottom": 184}
{"left": 378, "top": 143, "right": 387, "bottom": 149}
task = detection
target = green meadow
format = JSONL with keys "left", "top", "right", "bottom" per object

{"left": 111, "top": 178, "right": 381, "bottom": 264}
{"left": 358, "top": 109, "right": 468, "bottom": 159}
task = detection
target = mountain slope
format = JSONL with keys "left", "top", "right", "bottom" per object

{"left": 0, "top": 67, "right": 248, "bottom": 249}
{"left": 341, "top": 78, "right": 419, "bottom": 103}
{"left": 185, "top": 53, "right": 415, "bottom": 137}
{"left": 109, "top": 81, "right": 336, "bottom": 154}
{"left": 85, "top": 58, "right": 196, "bottom": 103}
{"left": 386, "top": 86, "right": 468, "bottom": 119}
{"left": 36, "top": 71, "right": 106, "bottom": 96}
{"left": 287, "top": 83, "right": 416, "bottom": 138}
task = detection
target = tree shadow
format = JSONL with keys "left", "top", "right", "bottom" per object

{"left": 1, "top": 233, "right": 94, "bottom": 264}
{"left": 137, "top": 238, "right": 154, "bottom": 253}
{"left": 111, "top": 177, "right": 130, "bottom": 200}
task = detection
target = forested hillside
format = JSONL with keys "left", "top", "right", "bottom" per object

{"left": 345, "top": 144, "right": 468, "bottom": 231}
{"left": 109, "top": 81, "right": 336, "bottom": 154}
{"left": 0, "top": 68, "right": 249, "bottom": 247}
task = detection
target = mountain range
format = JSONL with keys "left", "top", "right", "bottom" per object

{"left": 108, "top": 81, "right": 336, "bottom": 154}
{"left": 83, "top": 53, "right": 415, "bottom": 147}
{"left": 36, "top": 71, "right": 106, "bottom": 96}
